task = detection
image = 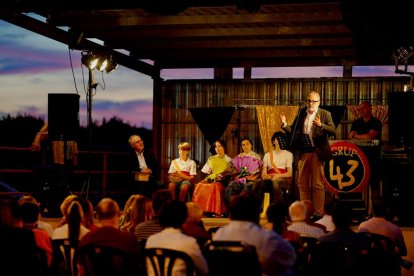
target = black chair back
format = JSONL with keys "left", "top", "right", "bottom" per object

{"left": 203, "top": 240, "right": 261, "bottom": 276}
{"left": 311, "top": 240, "right": 366, "bottom": 276}
{"left": 289, "top": 236, "right": 318, "bottom": 276}
{"left": 145, "top": 248, "right": 195, "bottom": 276}
{"left": 51, "top": 239, "right": 79, "bottom": 276}
{"left": 78, "top": 245, "right": 143, "bottom": 276}
{"left": 357, "top": 232, "right": 401, "bottom": 276}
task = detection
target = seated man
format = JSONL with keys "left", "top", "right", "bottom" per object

{"left": 127, "top": 135, "right": 160, "bottom": 198}
{"left": 213, "top": 193, "right": 296, "bottom": 275}
{"left": 145, "top": 200, "right": 208, "bottom": 276}
{"left": 79, "top": 198, "right": 144, "bottom": 274}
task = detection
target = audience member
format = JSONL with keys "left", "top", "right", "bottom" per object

{"left": 318, "top": 201, "right": 359, "bottom": 244}
{"left": 18, "top": 195, "right": 54, "bottom": 237}
{"left": 57, "top": 194, "right": 78, "bottom": 227}
{"left": 134, "top": 189, "right": 172, "bottom": 241}
{"left": 357, "top": 198, "right": 407, "bottom": 257}
{"left": 0, "top": 199, "right": 49, "bottom": 274}
{"left": 119, "top": 194, "right": 139, "bottom": 229}
{"left": 192, "top": 139, "right": 234, "bottom": 217}
{"left": 315, "top": 196, "right": 336, "bottom": 232}
{"left": 120, "top": 194, "right": 152, "bottom": 233}
{"left": 168, "top": 142, "right": 197, "bottom": 202}
{"left": 52, "top": 200, "right": 90, "bottom": 240}
{"left": 301, "top": 199, "right": 327, "bottom": 232}
{"left": 76, "top": 196, "right": 99, "bottom": 231}
{"left": 145, "top": 200, "right": 209, "bottom": 276}
{"left": 79, "top": 198, "right": 144, "bottom": 275}
{"left": 18, "top": 197, "right": 53, "bottom": 267}
{"left": 266, "top": 201, "right": 301, "bottom": 242}
{"left": 225, "top": 137, "right": 262, "bottom": 201}
{"left": 287, "top": 201, "right": 325, "bottom": 239}
{"left": 181, "top": 202, "right": 211, "bottom": 248}
{"left": 213, "top": 193, "right": 296, "bottom": 276}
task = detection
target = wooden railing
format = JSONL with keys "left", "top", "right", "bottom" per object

{"left": 0, "top": 146, "right": 131, "bottom": 199}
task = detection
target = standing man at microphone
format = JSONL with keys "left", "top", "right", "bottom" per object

{"left": 280, "top": 91, "right": 336, "bottom": 221}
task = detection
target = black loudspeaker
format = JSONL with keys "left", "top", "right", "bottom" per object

{"left": 48, "top": 93, "right": 80, "bottom": 140}
{"left": 388, "top": 92, "right": 414, "bottom": 146}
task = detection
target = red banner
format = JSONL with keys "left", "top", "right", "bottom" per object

{"left": 323, "top": 141, "right": 370, "bottom": 194}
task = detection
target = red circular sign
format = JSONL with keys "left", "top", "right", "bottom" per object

{"left": 323, "top": 141, "right": 370, "bottom": 194}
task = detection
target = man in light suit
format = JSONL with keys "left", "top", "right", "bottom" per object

{"left": 280, "top": 91, "right": 336, "bottom": 220}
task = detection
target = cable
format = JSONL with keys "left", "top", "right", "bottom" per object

{"left": 68, "top": 48, "right": 80, "bottom": 95}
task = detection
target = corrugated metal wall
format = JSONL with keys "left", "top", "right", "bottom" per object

{"left": 159, "top": 77, "right": 407, "bottom": 184}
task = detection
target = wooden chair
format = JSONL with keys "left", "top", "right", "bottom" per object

{"left": 78, "top": 245, "right": 144, "bottom": 276}
{"left": 145, "top": 248, "right": 195, "bottom": 276}
{"left": 203, "top": 240, "right": 262, "bottom": 276}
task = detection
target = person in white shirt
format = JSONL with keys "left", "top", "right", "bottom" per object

{"left": 146, "top": 200, "right": 208, "bottom": 276}
{"left": 213, "top": 193, "right": 296, "bottom": 276}
{"left": 168, "top": 142, "right": 197, "bottom": 202}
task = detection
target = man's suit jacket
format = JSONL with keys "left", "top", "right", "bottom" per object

{"left": 283, "top": 107, "right": 336, "bottom": 162}
{"left": 127, "top": 149, "right": 159, "bottom": 181}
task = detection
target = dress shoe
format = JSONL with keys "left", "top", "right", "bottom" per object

{"left": 310, "top": 214, "right": 323, "bottom": 222}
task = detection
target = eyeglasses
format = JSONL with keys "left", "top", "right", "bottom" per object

{"left": 306, "top": 100, "right": 319, "bottom": 104}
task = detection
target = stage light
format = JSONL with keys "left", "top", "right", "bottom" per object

{"left": 105, "top": 56, "right": 118, "bottom": 73}
{"left": 96, "top": 58, "right": 108, "bottom": 72}
{"left": 81, "top": 53, "right": 100, "bottom": 70}
{"left": 393, "top": 46, "right": 414, "bottom": 71}
{"left": 82, "top": 52, "right": 118, "bottom": 73}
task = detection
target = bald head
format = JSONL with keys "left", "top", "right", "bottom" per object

{"left": 97, "top": 198, "right": 120, "bottom": 221}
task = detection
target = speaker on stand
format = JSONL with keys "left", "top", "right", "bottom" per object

{"left": 38, "top": 93, "right": 80, "bottom": 216}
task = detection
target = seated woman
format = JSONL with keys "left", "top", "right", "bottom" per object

{"left": 225, "top": 137, "right": 262, "bottom": 201}
{"left": 168, "top": 142, "right": 197, "bottom": 202}
{"left": 252, "top": 131, "right": 293, "bottom": 205}
{"left": 192, "top": 139, "right": 233, "bottom": 217}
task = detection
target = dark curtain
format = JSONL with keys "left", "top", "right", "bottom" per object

{"left": 321, "top": 106, "right": 346, "bottom": 128}
{"left": 189, "top": 107, "right": 235, "bottom": 154}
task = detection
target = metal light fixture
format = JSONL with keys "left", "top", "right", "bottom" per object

{"left": 96, "top": 58, "right": 108, "bottom": 72}
{"left": 393, "top": 46, "right": 414, "bottom": 72}
{"left": 81, "top": 53, "right": 100, "bottom": 70}
{"left": 104, "top": 55, "right": 118, "bottom": 73}
{"left": 81, "top": 52, "right": 117, "bottom": 73}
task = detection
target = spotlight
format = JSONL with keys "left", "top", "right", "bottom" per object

{"left": 105, "top": 57, "right": 118, "bottom": 73}
{"left": 81, "top": 53, "right": 100, "bottom": 70}
{"left": 393, "top": 46, "right": 413, "bottom": 63}
{"left": 81, "top": 52, "right": 118, "bottom": 73}
{"left": 96, "top": 58, "right": 108, "bottom": 72}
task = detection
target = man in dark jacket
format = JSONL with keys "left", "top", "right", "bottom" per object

{"left": 280, "top": 91, "right": 336, "bottom": 220}
{"left": 127, "top": 135, "right": 160, "bottom": 198}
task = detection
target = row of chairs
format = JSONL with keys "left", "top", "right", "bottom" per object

{"left": 290, "top": 232, "right": 403, "bottom": 276}
{"left": 51, "top": 238, "right": 261, "bottom": 276}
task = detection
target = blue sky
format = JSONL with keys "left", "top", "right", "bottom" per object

{"left": 0, "top": 19, "right": 405, "bottom": 129}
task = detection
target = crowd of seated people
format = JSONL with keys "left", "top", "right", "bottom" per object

{"left": 1, "top": 190, "right": 412, "bottom": 276}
